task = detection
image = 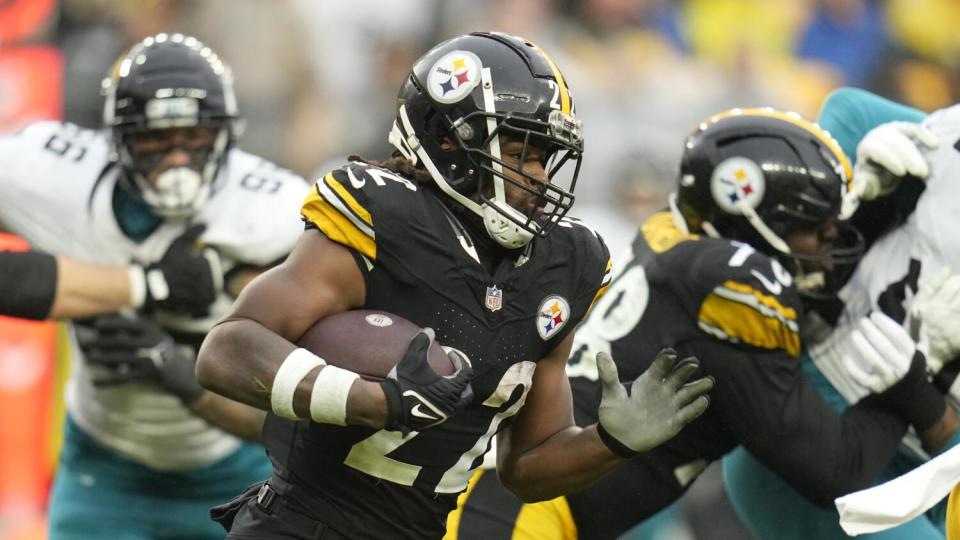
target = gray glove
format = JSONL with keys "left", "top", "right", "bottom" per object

{"left": 80, "top": 315, "right": 204, "bottom": 404}
{"left": 596, "top": 349, "right": 713, "bottom": 458}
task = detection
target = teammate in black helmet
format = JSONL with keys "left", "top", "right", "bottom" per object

{"left": 446, "top": 108, "right": 958, "bottom": 540}
{"left": 197, "top": 32, "right": 714, "bottom": 539}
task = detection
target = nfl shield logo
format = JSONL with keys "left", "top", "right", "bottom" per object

{"left": 485, "top": 285, "right": 503, "bottom": 312}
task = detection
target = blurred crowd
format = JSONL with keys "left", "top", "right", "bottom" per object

{"left": 5, "top": 0, "right": 960, "bottom": 538}
{"left": 37, "top": 0, "right": 960, "bottom": 259}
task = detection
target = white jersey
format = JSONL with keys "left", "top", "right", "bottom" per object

{"left": 839, "top": 105, "right": 960, "bottom": 330}
{"left": 822, "top": 105, "right": 960, "bottom": 460}
{"left": 0, "top": 121, "right": 309, "bottom": 470}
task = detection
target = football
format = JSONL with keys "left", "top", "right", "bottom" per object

{"left": 297, "top": 310, "right": 456, "bottom": 381}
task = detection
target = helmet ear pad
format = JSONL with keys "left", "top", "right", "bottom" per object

{"left": 412, "top": 103, "right": 485, "bottom": 197}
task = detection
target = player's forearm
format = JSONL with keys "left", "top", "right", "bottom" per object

{"left": 189, "top": 390, "right": 268, "bottom": 442}
{"left": 498, "top": 424, "right": 623, "bottom": 502}
{"left": 196, "top": 318, "right": 388, "bottom": 428}
{"left": 920, "top": 403, "right": 959, "bottom": 453}
{"left": 49, "top": 256, "right": 132, "bottom": 318}
{"left": 765, "top": 403, "right": 907, "bottom": 507}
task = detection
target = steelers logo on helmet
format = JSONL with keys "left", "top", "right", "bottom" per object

{"left": 537, "top": 295, "right": 570, "bottom": 341}
{"left": 426, "top": 50, "right": 482, "bottom": 104}
{"left": 710, "top": 156, "right": 766, "bottom": 214}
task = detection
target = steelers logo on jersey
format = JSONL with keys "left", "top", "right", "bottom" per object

{"left": 537, "top": 295, "right": 570, "bottom": 340}
{"left": 710, "top": 156, "right": 765, "bottom": 214}
{"left": 427, "top": 50, "right": 482, "bottom": 104}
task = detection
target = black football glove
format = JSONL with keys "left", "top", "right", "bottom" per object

{"left": 133, "top": 224, "right": 223, "bottom": 317}
{"left": 380, "top": 329, "right": 474, "bottom": 436}
{"left": 79, "top": 314, "right": 204, "bottom": 405}
{"left": 596, "top": 348, "right": 714, "bottom": 458}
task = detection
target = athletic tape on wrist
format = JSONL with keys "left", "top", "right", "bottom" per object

{"left": 127, "top": 266, "right": 147, "bottom": 308}
{"left": 309, "top": 365, "right": 360, "bottom": 426}
{"left": 145, "top": 268, "right": 170, "bottom": 302}
{"left": 271, "top": 348, "right": 326, "bottom": 419}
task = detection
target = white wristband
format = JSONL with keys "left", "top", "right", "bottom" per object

{"left": 310, "top": 365, "right": 359, "bottom": 426}
{"left": 271, "top": 348, "right": 326, "bottom": 419}
{"left": 127, "top": 265, "right": 147, "bottom": 308}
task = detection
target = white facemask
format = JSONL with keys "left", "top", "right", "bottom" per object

{"left": 141, "top": 166, "right": 210, "bottom": 217}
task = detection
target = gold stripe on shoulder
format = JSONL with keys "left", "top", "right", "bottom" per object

{"left": 585, "top": 257, "right": 613, "bottom": 315}
{"left": 718, "top": 280, "right": 799, "bottom": 324}
{"left": 641, "top": 211, "right": 697, "bottom": 254}
{"left": 699, "top": 280, "right": 800, "bottom": 356}
{"left": 324, "top": 173, "right": 372, "bottom": 227}
{"left": 301, "top": 181, "right": 376, "bottom": 261}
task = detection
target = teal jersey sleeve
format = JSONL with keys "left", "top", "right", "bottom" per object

{"left": 817, "top": 87, "right": 927, "bottom": 158}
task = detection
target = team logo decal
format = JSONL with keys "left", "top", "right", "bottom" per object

{"left": 537, "top": 295, "right": 570, "bottom": 340}
{"left": 485, "top": 285, "right": 503, "bottom": 312}
{"left": 427, "top": 50, "right": 482, "bottom": 104}
{"left": 710, "top": 157, "right": 765, "bottom": 214}
{"left": 365, "top": 313, "right": 394, "bottom": 327}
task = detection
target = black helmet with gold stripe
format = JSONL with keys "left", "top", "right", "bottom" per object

{"left": 674, "top": 108, "right": 862, "bottom": 295}
{"left": 389, "top": 32, "right": 583, "bottom": 249}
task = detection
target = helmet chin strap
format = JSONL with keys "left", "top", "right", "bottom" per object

{"left": 482, "top": 202, "right": 534, "bottom": 248}
{"left": 735, "top": 198, "right": 792, "bottom": 254}
{"left": 794, "top": 270, "right": 826, "bottom": 292}
{"left": 736, "top": 202, "right": 830, "bottom": 295}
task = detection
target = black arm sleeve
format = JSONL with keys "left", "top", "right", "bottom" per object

{"left": 0, "top": 250, "right": 57, "bottom": 320}
{"left": 704, "top": 338, "right": 908, "bottom": 508}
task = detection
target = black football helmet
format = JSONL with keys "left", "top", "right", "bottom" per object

{"left": 102, "top": 33, "right": 240, "bottom": 217}
{"left": 674, "top": 108, "right": 863, "bottom": 294}
{"left": 389, "top": 31, "right": 584, "bottom": 248}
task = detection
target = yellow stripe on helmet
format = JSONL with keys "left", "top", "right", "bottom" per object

{"left": 528, "top": 42, "right": 571, "bottom": 115}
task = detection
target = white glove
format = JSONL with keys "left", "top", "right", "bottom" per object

{"left": 811, "top": 312, "right": 916, "bottom": 403}
{"left": 854, "top": 121, "right": 939, "bottom": 200}
{"left": 911, "top": 268, "right": 960, "bottom": 374}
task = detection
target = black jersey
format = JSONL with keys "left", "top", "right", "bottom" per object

{"left": 564, "top": 212, "right": 908, "bottom": 538}
{"left": 261, "top": 162, "right": 611, "bottom": 539}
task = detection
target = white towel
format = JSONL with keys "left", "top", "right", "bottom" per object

{"left": 835, "top": 445, "right": 960, "bottom": 535}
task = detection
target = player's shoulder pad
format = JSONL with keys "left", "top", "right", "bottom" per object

{"left": 201, "top": 148, "right": 310, "bottom": 266}
{"left": 0, "top": 120, "right": 107, "bottom": 166}
{"left": 300, "top": 161, "right": 423, "bottom": 262}
{"left": 669, "top": 237, "right": 803, "bottom": 357}
{"left": 554, "top": 216, "right": 613, "bottom": 307}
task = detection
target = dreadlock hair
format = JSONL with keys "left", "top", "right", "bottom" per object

{"left": 348, "top": 151, "right": 433, "bottom": 184}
